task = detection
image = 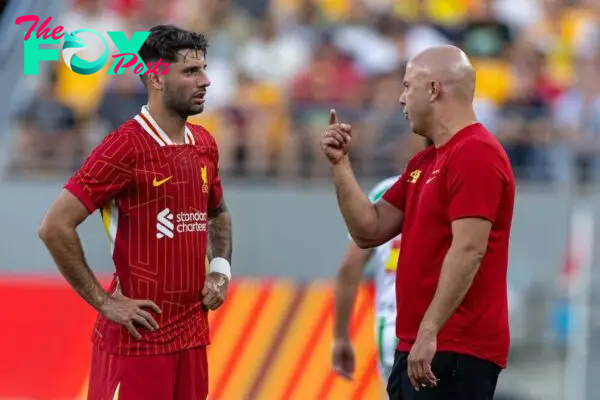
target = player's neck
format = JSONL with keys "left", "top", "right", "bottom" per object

{"left": 430, "top": 107, "right": 477, "bottom": 148}
{"left": 147, "top": 103, "right": 187, "bottom": 144}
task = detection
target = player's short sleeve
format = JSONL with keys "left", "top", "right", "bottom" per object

{"left": 446, "top": 143, "right": 506, "bottom": 222}
{"left": 64, "top": 132, "right": 134, "bottom": 213}
{"left": 208, "top": 141, "right": 223, "bottom": 210}
{"left": 381, "top": 176, "right": 408, "bottom": 212}
{"left": 353, "top": 176, "right": 400, "bottom": 241}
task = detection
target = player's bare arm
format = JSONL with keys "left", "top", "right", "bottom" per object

{"left": 207, "top": 198, "right": 232, "bottom": 262}
{"left": 202, "top": 198, "right": 232, "bottom": 310}
{"left": 334, "top": 243, "right": 373, "bottom": 340}
{"left": 321, "top": 109, "right": 404, "bottom": 248}
{"left": 39, "top": 190, "right": 161, "bottom": 340}
{"left": 332, "top": 242, "right": 373, "bottom": 380}
{"left": 39, "top": 190, "right": 111, "bottom": 310}
{"left": 407, "top": 217, "right": 491, "bottom": 389}
{"left": 419, "top": 217, "right": 491, "bottom": 335}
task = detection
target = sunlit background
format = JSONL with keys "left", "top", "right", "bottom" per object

{"left": 1, "top": 0, "right": 600, "bottom": 399}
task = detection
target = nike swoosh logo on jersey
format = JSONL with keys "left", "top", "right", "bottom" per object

{"left": 426, "top": 170, "right": 440, "bottom": 184}
{"left": 153, "top": 176, "right": 172, "bottom": 187}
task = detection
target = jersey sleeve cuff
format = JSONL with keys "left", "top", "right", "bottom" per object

{"left": 449, "top": 211, "right": 495, "bottom": 223}
{"left": 382, "top": 191, "right": 402, "bottom": 210}
{"left": 208, "top": 185, "right": 223, "bottom": 210}
{"left": 64, "top": 182, "right": 96, "bottom": 213}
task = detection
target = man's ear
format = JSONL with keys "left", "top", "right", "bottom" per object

{"left": 147, "top": 72, "right": 164, "bottom": 90}
{"left": 429, "top": 81, "right": 441, "bottom": 102}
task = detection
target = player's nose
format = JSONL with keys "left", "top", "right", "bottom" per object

{"left": 198, "top": 75, "right": 210, "bottom": 88}
{"left": 399, "top": 92, "right": 406, "bottom": 107}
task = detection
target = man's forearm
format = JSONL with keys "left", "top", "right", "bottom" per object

{"left": 333, "top": 269, "right": 361, "bottom": 339}
{"left": 332, "top": 157, "right": 377, "bottom": 239}
{"left": 208, "top": 200, "right": 232, "bottom": 262}
{"left": 418, "top": 244, "right": 484, "bottom": 336}
{"left": 40, "top": 227, "right": 110, "bottom": 311}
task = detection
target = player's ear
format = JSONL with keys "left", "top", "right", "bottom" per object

{"left": 147, "top": 73, "right": 164, "bottom": 90}
{"left": 429, "top": 81, "right": 441, "bottom": 102}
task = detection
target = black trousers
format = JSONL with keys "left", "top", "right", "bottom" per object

{"left": 387, "top": 351, "right": 502, "bottom": 400}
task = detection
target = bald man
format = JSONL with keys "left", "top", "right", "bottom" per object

{"left": 321, "top": 45, "right": 515, "bottom": 399}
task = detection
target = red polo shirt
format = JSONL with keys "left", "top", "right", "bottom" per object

{"left": 382, "top": 123, "right": 515, "bottom": 367}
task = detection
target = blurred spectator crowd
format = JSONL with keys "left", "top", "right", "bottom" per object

{"left": 8, "top": 0, "right": 600, "bottom": 184}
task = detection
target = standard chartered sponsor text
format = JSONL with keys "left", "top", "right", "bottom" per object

{"left": 176, "top": 211, "right": 207, "bottom": 233}
{"left": 157, "top": 208, "right": 207, "bottom": 239}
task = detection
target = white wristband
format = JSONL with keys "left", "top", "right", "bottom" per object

{"left": 209, "top": 257, "right": 232, "bottom": 281}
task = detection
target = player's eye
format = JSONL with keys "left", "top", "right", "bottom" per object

{"left": 187, "top": 67, "right": 208, "bottom": 76}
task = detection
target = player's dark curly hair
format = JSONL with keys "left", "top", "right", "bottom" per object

{"left": 138, "top": 24, "right": 208, "bottom": 83}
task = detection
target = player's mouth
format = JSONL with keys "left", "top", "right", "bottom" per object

{"left": 193, "top": 92, "right": 206, "bottom": 104}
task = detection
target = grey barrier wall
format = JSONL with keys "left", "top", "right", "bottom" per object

{"left": 0, "top": 179, "right": 588, "bottom": 290}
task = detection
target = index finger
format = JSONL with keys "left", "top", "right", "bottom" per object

{"left": 329, "top": 109, "right": 337, "bottom": 125}
{"left": 137, "top": 299, "right": 161, "bottom": 314}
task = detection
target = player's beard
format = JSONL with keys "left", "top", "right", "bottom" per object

{"left": 164, "top": 85, "right": 204, "bottom": 118}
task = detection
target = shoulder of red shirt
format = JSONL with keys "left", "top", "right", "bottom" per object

{"left": 454, "top": 123, "right": 507, "bottom": 156}
{"left": 185, "top": 122, "right": 218, "bottom": 146}
{"left": 103, "top": 119, "right": 146, "bottom": 152}
{"left": 110, "top": 120, "right": 136, "bottom": 141}
{"left": 449, "top": 124, "right": 514, "bottom": 186}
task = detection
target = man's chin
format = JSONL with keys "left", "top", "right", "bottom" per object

{"left": 411, "top": 124, "right": 427, "bottom": 138}
{"left": 186, "top": 105, "right": 204, "bottom": 117}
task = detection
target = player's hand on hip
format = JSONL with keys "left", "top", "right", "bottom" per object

{"left": 100, "top": 295, "right": 161, "bottom": 340}
{"left": 202, "top": 272, "right": 229, "bottom": 310}
{"left": 407, "top": 331, "right": 438, "bottom": 391}
{"left": 332, "top": 338, "right": 355, "bottom": 380}
{"left": 321, "top": 109, "right": 352, "bottom": 165}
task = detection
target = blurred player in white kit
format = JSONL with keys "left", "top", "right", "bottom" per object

{"left": 331, "top": 175, "right": 401, "bottom": 382}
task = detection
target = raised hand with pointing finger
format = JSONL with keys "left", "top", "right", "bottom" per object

{"left": 321, "top": 109, "right": 352, "bottom": 164}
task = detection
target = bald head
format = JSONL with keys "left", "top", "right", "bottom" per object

{"left": 399, "top": 45, "right": 478, "bottom": 139}
{"left": 407, "top": 45, "right": 476, "bottom": 102}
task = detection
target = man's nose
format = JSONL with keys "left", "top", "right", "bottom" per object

{"left": 199, "top": 75, "right": 210, "bottom": 88}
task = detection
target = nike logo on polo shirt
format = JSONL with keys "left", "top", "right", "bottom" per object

{"left": 153, "top": 176, "right": 173, "bottom": 187}
{"left": 426, "top": 170, "right": 440, "bottom": 184}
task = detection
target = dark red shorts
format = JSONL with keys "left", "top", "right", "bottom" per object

{"left": 87, "top": 344, "right": 208, "bottom": 400}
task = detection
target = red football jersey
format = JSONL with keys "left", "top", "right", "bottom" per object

{"left": 65, "top": 106, "right": 223, "bottom": 356}
{"left": 383, "top": 123, "right": 515, "bottom": 367}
